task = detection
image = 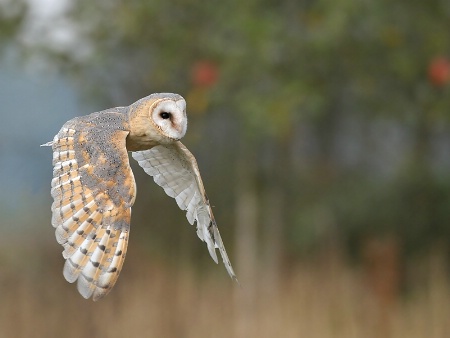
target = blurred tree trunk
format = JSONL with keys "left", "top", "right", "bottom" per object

{"left": 259, "top": 171, "right": 284, "bottom": 337}
{"left": 262, "top": 182, "right": 283, "bottom": 292}
{"left": 261, "top": 138, "right": 289, "bottom": 295}
{"left": 233, "top": 138, "right": 258, "bottom": 338}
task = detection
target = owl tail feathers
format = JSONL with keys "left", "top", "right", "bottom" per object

{"left": 40, "top": 141, "right": 54, "bottom": 147}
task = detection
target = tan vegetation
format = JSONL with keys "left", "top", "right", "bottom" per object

{"left": 1, "top": 243, "right": 449, "bottom": 338}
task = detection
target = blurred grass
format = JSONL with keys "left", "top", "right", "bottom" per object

{"left": 1, "top": 242, "right": 449, "bottom": 338}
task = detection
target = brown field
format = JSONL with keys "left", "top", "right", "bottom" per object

{"left": 1, "top": 239, "right": 449, "bottom": 338}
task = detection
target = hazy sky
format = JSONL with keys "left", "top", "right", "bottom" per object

{"left": 27, "top": 0, "right": 69, "bottom": 18}
{"left": 0, "top": 54, "right": 86, "bottom": 213}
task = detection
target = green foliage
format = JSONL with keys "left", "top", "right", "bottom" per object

{"left": 13, "top": 0, "right": 450, "bottom": 257}
{"left": 0, "top": 0, "right": 26, "bottom": 43}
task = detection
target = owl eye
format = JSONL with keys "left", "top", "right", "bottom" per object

{"left": 160, "top": 112, "right": 171, "bottom": 119}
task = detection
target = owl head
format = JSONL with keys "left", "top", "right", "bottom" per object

{"left": 128, "top": 93, "right": 188, "bottom": 150}
{"left": 149, "top": 94, "right": 187, "bottom": 140}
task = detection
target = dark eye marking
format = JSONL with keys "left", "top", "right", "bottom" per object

{"left": 160, "top": 112, "right": 171, "bottom": 119}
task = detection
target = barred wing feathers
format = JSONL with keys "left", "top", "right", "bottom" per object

{"left": 47, "top": 112, "right": 135, "bottom": 301}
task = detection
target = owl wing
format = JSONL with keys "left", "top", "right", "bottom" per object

{"left": 45, "top": 112, "right": 135, "bottom": 301}
{"left": 132, "top": 141, "right": 237, "bottom": 281}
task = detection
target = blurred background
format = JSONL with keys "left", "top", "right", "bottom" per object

{"left": 1, "top": 0, "right": 450, "bottom": 337}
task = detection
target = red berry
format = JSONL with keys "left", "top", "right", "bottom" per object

{"left": 428, "top": 57, "right": 450, "bottom": 87}
{"left": 192, "top": 61, "right": 219, "bottom": 87}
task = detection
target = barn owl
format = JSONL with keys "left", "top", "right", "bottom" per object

{"left": 42, "top": 93, "right": 237, "bottom": 301}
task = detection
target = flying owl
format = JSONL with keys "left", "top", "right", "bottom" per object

{"left": 42, "top": 93, "right": 237, "bottom": 301}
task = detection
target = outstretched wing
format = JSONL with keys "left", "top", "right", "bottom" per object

{"left": 45, "top": 112, "right": 135, "bottom": 301}
{"left": 132, "top": 142, "right": 237, "bottom": 281}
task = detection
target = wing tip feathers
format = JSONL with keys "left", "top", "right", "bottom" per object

{"left": 41, "top": 141, "right": 54, "bottom": 147}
